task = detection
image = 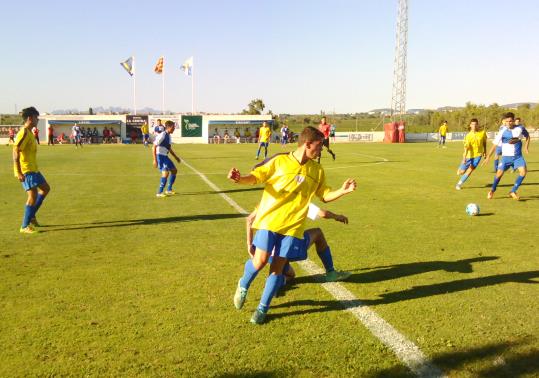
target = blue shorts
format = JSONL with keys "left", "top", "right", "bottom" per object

{"left": 143, "top": 134, "right": 149, "bottom": 139}
{"left": 281, "top": 137, "right": 288, "bottom": 144}
{"left": 495, "top": 146, "right": 502, "bottom": 156}
{"left": 74, "top": 135, "right": 81, "bottom": 141}
{"left": 156, "top": 155, "right": 176, "bottom": 172}
{"left": 259, "top": 142, "right": 269, "bottom": 148}
{"left": 22, "top": 172, "right": 46, "bottom": 191}
{"left": 253, "top": 230, "right": 310, "bottom": 262}
{"left": 459, "top": 156, "right": 482, "bottom": 171}
{"left": 500, "top": 156, "right": 526, "bottom": 171}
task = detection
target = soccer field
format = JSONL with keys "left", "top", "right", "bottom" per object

{"left": 1, "top": 142, "right": 538, "bottom": 377}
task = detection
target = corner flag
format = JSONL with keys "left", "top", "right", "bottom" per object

{"left": 120, "top": 57, "right": 134, "bottom": 76}
{"left": 181, "top": 56, "right": 193, "bottom": 76}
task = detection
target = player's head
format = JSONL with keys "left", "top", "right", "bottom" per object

{"left": 299, "top": 126, "right": 324, "bottom": 159}
{"left": 469, "top": 118, "right": 479, "bottom": 131}
{"left": 502, "top": 112, "right": 515, "bottom": 127}
{"left": 157, "top": 119, "right": 162, "bottom": 125}
{"left": 262, "top": 121, "right": 267, "bottom": 127}
{"left": 442, "top": 120, "right": 447, "bottom": 125}
{"left": 165, "top": 120, "right": 175, "bottom": 133}
{"left": 21, "top": 106, "right": 39, "bottom": 126}
{"left": 321, "top": 116, "right": 326, "bottom": 123}
{"left": 515, "top": 117, "right": 521, "bottom": 125}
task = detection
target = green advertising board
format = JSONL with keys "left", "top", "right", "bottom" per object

{"left": 181, "top": 115, "right": 203, "bottom": 137}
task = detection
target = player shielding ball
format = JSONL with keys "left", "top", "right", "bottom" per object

{"left": 228, "top": 126, "right": 356, "bottom": 324}
{"left": 483, "top": 112, "right": 530, "bottom": 200}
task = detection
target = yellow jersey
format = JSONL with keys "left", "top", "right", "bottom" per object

{"left": 141, "top": 124, "right": 149, "bottom": 134}
{"left": 259, "top": 126, "right": 271, "bottom": 143}
{"left": 13, "top": 127, "right": 38, "bottom": 176}
{"left": 251, "top": 152, "right": 332, "bottom": 238}
{"left": 464, "top": 130, "right": 487, "bottom": 158}
{"left": 438, "top": 124, "right": 448, "bottom": 136}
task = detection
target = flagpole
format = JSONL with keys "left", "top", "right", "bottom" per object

{"left": 162, "top": 68, "right": 165, "bottom": 114}
{"left": 133, "top": 56, "right": 137, "bottom": 115}
{"left": 191, "top": 57, "right": 194, "bottom": 114}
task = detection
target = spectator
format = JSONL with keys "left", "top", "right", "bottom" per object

{"left": 92, "top": 127, "right": 98, "bottom": 144}
{"left": 8, "top": 127, "right": 15, "bottom": 145}
{"left": 47, "top": 124, "right": 54, "bottom": 146}
{"left": 57, "top": 132, "right": 66, "bottom": 144}
{"left": 244, "top": 128, "right": 252, "bottom": 143}
{"left": 234, "top": 128, "right": 241, "bottom": 144}
{"left": 102, "top": 127, "right": 110, "bottom": 143}
{"left": 130, "top": 128, "right": 138, "bottom": 144}
{"left": 212, "top": 128, "right": 221, "bottom": 144}
{"left": 224, "top": 130, "right": 231, "bottom": 143}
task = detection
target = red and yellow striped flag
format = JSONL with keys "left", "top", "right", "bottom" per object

{"left": 154, "top": 56, "right": 164, "bottom": 74}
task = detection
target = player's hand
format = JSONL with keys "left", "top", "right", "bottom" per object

{"left": 228, "top": 168, "right": 241, "bottom": 183}
{"left": 17, "top": 173, "right": 24, "bottom": 182}
{"left": 334, "top": 214, "right": 349, "bottom": 224}
{"left": 341, "top": 178, "right": 357, "bottom": 194}
{"left": 175, "top": 156, "right": 181, "bottom": 163}
{"left": 248, "top": 244, "right": 256, "bottom": 257}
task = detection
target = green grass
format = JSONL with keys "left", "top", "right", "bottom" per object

{"left": 1, "top": 142, "right": 538, "bottom": 377}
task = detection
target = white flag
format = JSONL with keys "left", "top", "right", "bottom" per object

{"left": 180, "top": 56, "right": 193, "bottom": 76}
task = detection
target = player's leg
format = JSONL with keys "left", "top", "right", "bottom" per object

{"left": 488, "top": 163, "right": 507, "bottom": 199}
{"left": 509, "top": 160, "right": 527, "bottom": 200}
{"left": 251, "top": 255, "right": 288, "bottom": 324}
{"left": 255, "top": 143, "right": 262, "bottom": 159}
{"left": 20, "top": 183, "right": 38, "bottom": 233}
{"left": 30, "top": 177, "right": 50, "bottom": 226}
{"left": 305, "top": 228, "right": 351, "bottom": 282}
{"left": 263, "top": 142, "right": 268, "bottom": 158}
{"left": 456, "top": 158, "right": 478, "bottom": 189}
{"left": 325, "top": 139, "right": 336, "bottom": 160}
{"left": 234, "top": 247, "right": 271, "bottom": 310}
{"left": 157, "top": 170, "right": 169, "bottom": 197}
{"left": 165, "top": 165, "right": 178, "bottom": 195}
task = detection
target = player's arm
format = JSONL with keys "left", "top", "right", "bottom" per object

{"left": 12, "top": 145, "right": 24, "bottom": 181}
{"left": 482, "top": 143, "right": 497, "bottom": 164}
{"left": 317, "top": 209, "right": 348, "bottom": 224}
{"left": 523, "top": 130, "right": 531, "bottom": 154}
{"left": 228, "top": 168, "right": 257, "bottom": 185}
{"left": 169, "top": 148, "right": 181, "bottom": 163}
{"left": 152, "top": 144, "right": 158, "bottom": 168}
{"left": 246, "top": 209, "right": 257, "bottom": 257}
{"left": 321, "top": 178, "right": 357, "bottom": 203}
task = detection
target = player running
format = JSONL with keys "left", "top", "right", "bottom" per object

{"left": 455, "top": 119, "right": 486, "bottom": 190}
{"left": 318, "top": 117, "right": 336, "bottom": 161}
{"left": 13, "top": 107, "right": 51, "bottom": 234}
{"left": 153, "top": 121, "right": 181, "bottom": 197}
{"left": 228, "top": 126, "right": 356, "bottom": 324}
{"left": 484, "top": 112, "right": 530, "bottom": 200}
{"left": 255, "top": 121, "right": 272, "bottom": 159}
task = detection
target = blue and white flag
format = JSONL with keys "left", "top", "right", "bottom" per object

{"left": 120, "top": 56, "right": 134, "bottom": 76}
{"left": 180, "top": 56, "right": 193, "bottom": 76}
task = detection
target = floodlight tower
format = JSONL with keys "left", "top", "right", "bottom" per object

{"left": 390, "top": 0, "right": 408, "bottom": 120}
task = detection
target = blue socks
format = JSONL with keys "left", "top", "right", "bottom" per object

{"left": 158, "top": 176, "right": 167, "bottom": 193}
{"left": 257, "top": 274, "right": 284, "bottom": 313}
{"left": 168, "top": 174, "right": 176, "bottom": 191}
{"left": 494, "top": 159, "right": 499, "bottom": 171}
{"left": 239, "top": 259, "right": 260, "bottom": 290}
{"left": 512, "top": 175, "right": 525, "bottom": 193}
{"left": 22, "top": 205, "right": 34, "bottom": 228}
{"left": 34, "top": 194, "right": 45, "bottom": 215}
{"left": 318, "top": 247, "right": 334, "bottom": 273}
{"left": 491, "top": 176, "right": 501, "bottom": 192}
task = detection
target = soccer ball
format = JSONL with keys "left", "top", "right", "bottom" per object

{"left": 465, "top": 203, "right": 480, "bottom": 216}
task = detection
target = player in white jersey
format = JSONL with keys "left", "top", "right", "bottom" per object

{"left": 484, "top": 112, "right": 530, "bottom": 200}
{"left": 153, "top": 121, "right": 181, "bottom": 197}
{"left": 72, "top": 124, "right": 82, "bottom": 148}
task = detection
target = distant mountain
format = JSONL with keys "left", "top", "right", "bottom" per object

{"left": 501, "top": 102, "right": 538, "bottom": 109}
{"left": 51, "top": 106, "right": 174, "bottom": 115}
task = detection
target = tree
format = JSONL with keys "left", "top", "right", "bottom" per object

{"left": 242, "top": 99, "right": 265, "bottom": 115}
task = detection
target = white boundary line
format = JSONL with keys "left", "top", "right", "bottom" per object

{"left": 182, "top": 158, "right": 445, "bottom": 378}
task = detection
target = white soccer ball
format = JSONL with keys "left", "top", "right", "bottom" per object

{"left": 466, "top": 203, "right": 480, "bottom": 216}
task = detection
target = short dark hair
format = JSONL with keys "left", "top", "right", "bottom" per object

{"left": 502, "top": 112, "right": 515, "bottom": 120}
{"left": 165, "top": 120, "right": 175, "bottom": 128}
{"left": 470, "top": 118, "right": 479, "bottom": 124}
{"left": 298, "top": 126, "right": 324, "bottom": 146}
{"left": 21, "top": 106, "right": 39, "bottom": 120}
{"left": 515, "top": 117, "right": 521, "bottom": 122}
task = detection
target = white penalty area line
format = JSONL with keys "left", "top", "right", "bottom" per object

{"left": 324, "top": 152, "right": 389, "bottom": 171}
{"left": 182, "top": 157, "right": 445, "bottom": 378}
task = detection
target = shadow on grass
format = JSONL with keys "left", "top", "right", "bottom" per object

{"left": 180, "top": 187, "right": 263, "bottom": 196}
{"left": 39, "top": 213, "right": 246, "bottom": 232}
{"left": 431, "top": 339, "right": 539, "bottom": 377}
{"left": 467, "top": 182, "right": 539, "bottom": 189}
{"left": 475, "top": 212, "right": 495, "bottom": 216}
{"left": 295, "top": 257, "right": 500, "bottom": 285}
{"left": 217, "top": 371, "right": 287, "bottom": 378}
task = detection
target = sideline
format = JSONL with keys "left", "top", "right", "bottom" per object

{"left": 181, "top": 157, "right": 445, "bottom": 378}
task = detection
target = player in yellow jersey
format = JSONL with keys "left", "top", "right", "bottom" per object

{"left": 255, "top": 121, "right": 272, "bottom": 159}
{"left": 455, "top": 119, "right": 487, "bottom": 190}
{"left": 13, "top": 107, "right": 51, "bottom": 234}
{"left": 141, "top": 122, "right": 150, "bottom": 147}
{"left": 228, "top": 126, "right": 357, "bottom": 324}
{"left": 438, "top": 120, "right": 448, "bottom": 148}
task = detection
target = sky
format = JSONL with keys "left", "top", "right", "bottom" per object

{"left": 1, "top": 0, "right": 538, "bottom": 115}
